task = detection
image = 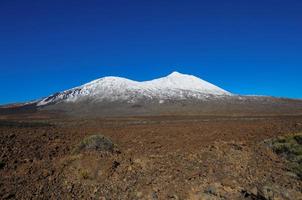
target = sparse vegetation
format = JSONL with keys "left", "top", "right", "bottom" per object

{"left": 2, "top": 115, "right": 302, "bottom": 199}
{"left": 79, "top": 169, "right": 90, "bottom": 179}
{"left": 73, "top": 134, "right": 116, "bottom": 154}
{"left": 269, "top": 133, "right": 302, "bottom": 179}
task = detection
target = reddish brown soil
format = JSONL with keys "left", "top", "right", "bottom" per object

{"left": 1, "top": 114, "right": 302, "bottom": 199}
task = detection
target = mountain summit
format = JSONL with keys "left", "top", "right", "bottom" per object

{"left": 2, "top": 71, "right": 302, "bottom": 117}
{"left": 37, "top": 72, "right": 231, "bottom": 106}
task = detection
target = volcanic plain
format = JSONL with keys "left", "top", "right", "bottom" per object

{"left": 1, "top": 112, "right": 302, "bottom": 200}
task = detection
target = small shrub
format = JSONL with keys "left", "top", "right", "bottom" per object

{"left": 294, "top": 135, "right": 302, "bottom": 144}
{"left": 291, "top": 145, "right": 302, "bottom": 156}
{"left": 272, "top": 143, "right": 291, "bottom": 155}
{"left": 295, "top": 155, "right": 302, "bottom": 164}
{"left": 79, "top": 169, "right": 90, "bottom": 179}
{"left": 271, "top": 134, "right": 302, "bottom": 156}
{"left": 73, "top": 134, "right": 117, "bottom": 154}
{"left": 291, "top": 163, "right": 302, "bottom": 179}
{"left": 275, "top": 136, "right": 286, "bottom": 143}
{"left": 270, "top": 133, "right": 302, "bottom": 180}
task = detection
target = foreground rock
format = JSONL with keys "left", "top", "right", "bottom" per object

{"left": 1, "top": 116, "right": 302, "bottom": 199}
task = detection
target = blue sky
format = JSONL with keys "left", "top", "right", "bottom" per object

{"left": 0, "top": 0, "right": 301, "bottom": 104}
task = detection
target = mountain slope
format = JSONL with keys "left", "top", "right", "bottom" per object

{"left": 1, "top": 71, "right": 302, "bottom": 117}
{"left": 37, "top": 71, "right": 231, "bottom": 106}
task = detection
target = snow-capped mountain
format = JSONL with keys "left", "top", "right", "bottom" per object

{"left": 37, "top": 71, "right": 231, "bottom": 106}
{"left": 2, "top": 71, "right": 302, "bottom": 117}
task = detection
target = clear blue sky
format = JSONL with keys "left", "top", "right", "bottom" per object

{"left": 0, "top": 0, "right": 301, "bottom": 104}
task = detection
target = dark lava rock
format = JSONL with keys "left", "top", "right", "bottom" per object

{"left": 0, "top": 160, "right": 5, "bottom": 169}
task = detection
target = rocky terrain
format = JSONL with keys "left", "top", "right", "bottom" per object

{"left": 1, "top": 72, "right": 302, "bottom": 199}
{"left": 1, "top": 113, "right": 302, "bottom": 199}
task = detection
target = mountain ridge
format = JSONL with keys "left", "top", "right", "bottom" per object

{"left": 1, "top": 71, "right": 302, "bottom": 117}
{"left": 37, "top": 71, "right": 232, "bottom": 106}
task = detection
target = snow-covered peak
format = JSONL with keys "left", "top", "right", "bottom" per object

{"left": 143, "top": 72, "right": 230, "bottom": 95}
{"left": 37, "top": 71, "right": 232, "bottom": 106}
{"left": 167, "top": 71, "right": 185, "bottom": 77}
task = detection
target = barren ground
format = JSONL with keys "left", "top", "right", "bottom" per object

{"left": 1, "top": 113, "right": 302, "bottom": 199}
